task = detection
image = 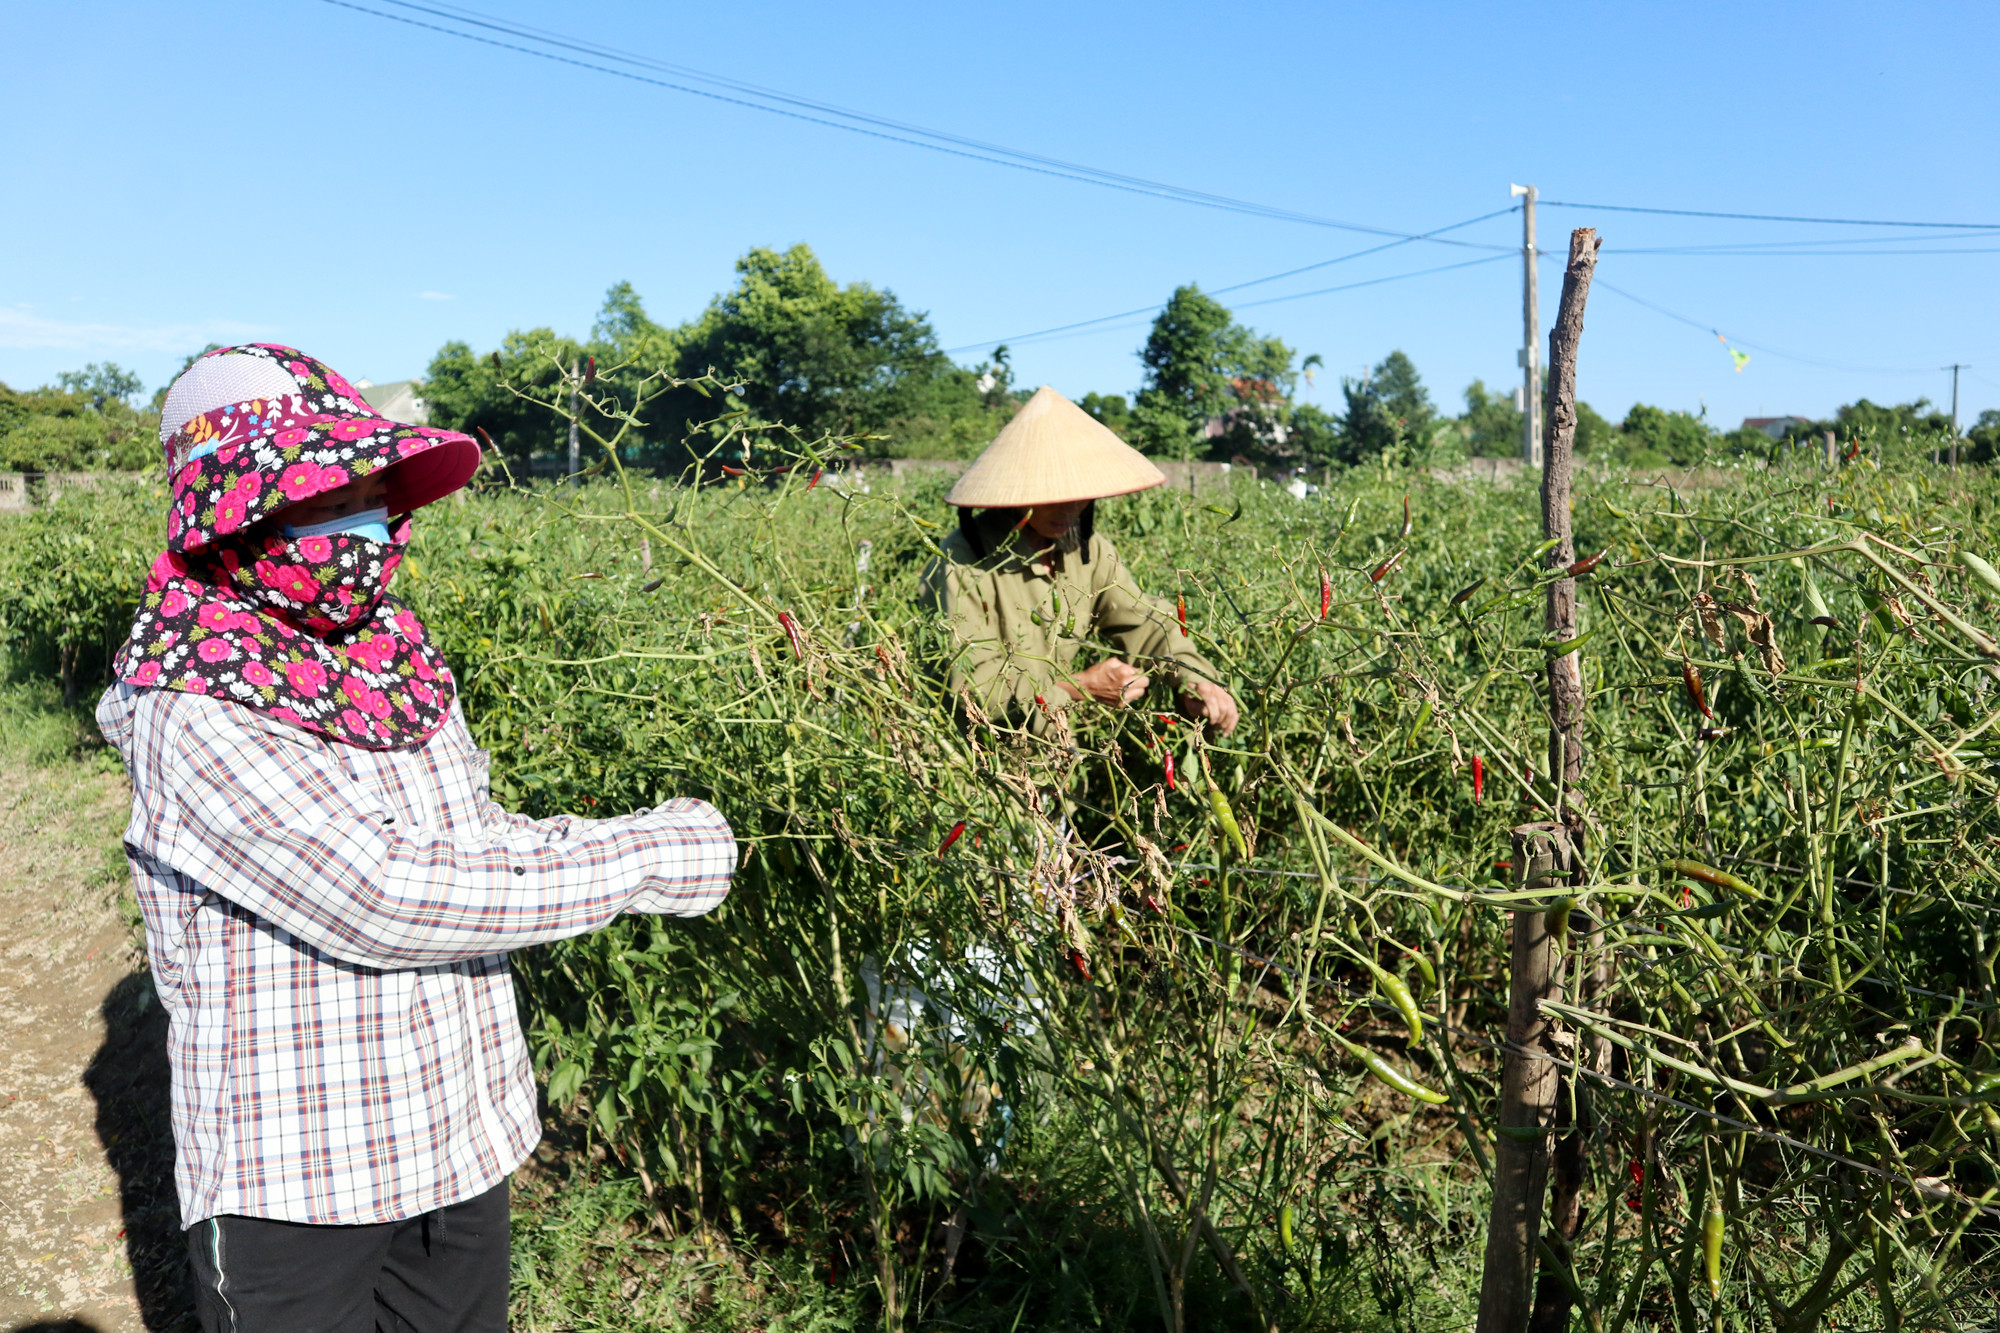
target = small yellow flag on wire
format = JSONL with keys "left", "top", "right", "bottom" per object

{"left": 1715, "top": 332, "right": 1749, "bottom": 373}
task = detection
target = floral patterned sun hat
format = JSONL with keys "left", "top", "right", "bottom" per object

{"left": 113, "top": 344, "right": 480, "bottom": 749}
{"left": 157, "top": 343, "right": 480, "bottom": 550}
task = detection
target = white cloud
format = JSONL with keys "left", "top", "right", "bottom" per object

{"left": 418, "top": 291, "right": 455, "bottom": 301}
{"left": 0, "top": 307, "right": 269, "bottom": 354}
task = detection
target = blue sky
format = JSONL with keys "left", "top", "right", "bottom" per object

{"left": 5, "top": 1, "right": 1997, "bottom": 431}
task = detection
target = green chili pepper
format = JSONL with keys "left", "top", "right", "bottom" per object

{"left": 1279, "top": 1205, "right": 1297, "bottom": 1255}
{"left": 1364, "top": 959, "right": 1424, "bottom": 1046}
{"left": 1703, "top": 1201, "right": 1725, "bottom": 1299}
{"left": 1335, "top": 1034, "right": 1448, "bottom": 1104}
{"left": 1207, "top": 780, "right": 1248, "bottom": 860}
{"left": 1669, "top": 858, "right": 1763, "bottom": 899}
{"left": 1541, "top": 627, "right": 1597, "bottom": 656}
{"left": 1449, "top": 577, "right": 1488, "bottom": 607}
{"left": 1404, "top": 698, "right": 1432, "bottom": 746}
{"left": 1544, "top": 897, "right": 1574, "bottom": 946}
{"left": 1959, "top": 550, "right": 2000, "bottom": 600}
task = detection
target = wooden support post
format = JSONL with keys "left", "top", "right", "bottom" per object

{"left": 1540, "top": 226, "right": 1599, "bottom": 849}
{"left": 1479, "top": 227, "right": 1601, "bottom": 1333}
{"left": 1476, "top": 824, "right": 1574, "bottom": 1333}
{"left": 1824, "top": 429, "right": 1837, "bottom": 471}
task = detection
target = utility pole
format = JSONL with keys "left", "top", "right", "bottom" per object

{"left": 1511, "top": 185, "right": 1541, "bottom": 468}
{"left": 1946, "top": 364, "right": 1969, "bottom": 468}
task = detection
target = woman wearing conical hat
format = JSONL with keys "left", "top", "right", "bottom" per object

{"left": 920, "top": 386, "right": 1240, "bottom": 734}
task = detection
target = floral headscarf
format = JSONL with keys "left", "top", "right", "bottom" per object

{"left": 114, "top": 344, "right": 481, "bottom": 749}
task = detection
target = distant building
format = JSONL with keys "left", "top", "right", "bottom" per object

{"left": 1742, "top": 415, "right": 1810, "bottom": 440}
{"left": 353, "top": 379, "right": 431, "bottom": 425}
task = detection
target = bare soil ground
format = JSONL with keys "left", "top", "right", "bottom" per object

{"left": 0, "top": 744, "right": 190, "bottom": 1333}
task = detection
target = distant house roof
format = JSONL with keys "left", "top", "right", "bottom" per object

{"left": 353, "top": 379, "right": 430, "bottom": 426}
{"left": 1742, "top": 415, "right": 1810, "bottom": 439}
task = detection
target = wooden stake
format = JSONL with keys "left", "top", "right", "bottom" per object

{"left": 1479, "top": 227, "right": 1600, "bottom": 1333}
{"left": 1541, "top": 227, "right": 1599, "bottom": 848}
{"left": 1476, "top": 823, "right": 1574, "bottom": 1333}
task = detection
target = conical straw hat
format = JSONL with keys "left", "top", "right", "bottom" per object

{"left": 946, "top": 386, "right": 1167, "bottom": 508}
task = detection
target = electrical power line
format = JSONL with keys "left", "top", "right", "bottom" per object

{"left": 941, "top": 207, "right": 1517, "bottom": 355}
{"left": 324, "top": 0, "right": 1510, "bottom": 247}
{"left": 1590, "top": 277, "right": 1939, "bottom": 376}
{"left": 1544, "top": 199, "right": 2000, "bottom": 231}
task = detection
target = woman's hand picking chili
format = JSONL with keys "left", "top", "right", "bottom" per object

{"left": 1179, "top": 679, "right": 1240, "bottom": 735}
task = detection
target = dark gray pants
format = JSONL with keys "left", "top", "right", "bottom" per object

{"left": 186, "top": 1180, "right": 509, "bottom": 1333}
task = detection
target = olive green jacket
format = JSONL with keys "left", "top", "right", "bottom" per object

{"left": 919, "top": 527, "right": 1220, "bottom": 725}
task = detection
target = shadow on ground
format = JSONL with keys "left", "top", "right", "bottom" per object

{"left": 79, "top": 973, "right": 193, "bottom": 1333}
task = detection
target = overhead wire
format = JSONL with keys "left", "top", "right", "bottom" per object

{"left": 322, "top": 0, "right": 1994, "bottom": 384}
{"left": 942, "top": 207, "right": 1518, "bottom": 355}
{"left": 1588, "top": 275, "right": 1941, "bottom": 376}
{"left": 1544, "top": 199, "right": 2000, "bottom": 231}
{"left": 324, "top": 0, "right": 1508, "bottom": 245}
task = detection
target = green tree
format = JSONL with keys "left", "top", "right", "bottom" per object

{"left": 1132, "top": 285, "right": 1303, "bottom": 465}
{"left": 1460, "top": 378, "right": 1520, "bottom": 458}
{"left": 1078, "top": 392, "right": 1132, "bottom": 438}
{"left": 55, "top": 362, "right": 144, "bottom": 411}
{"left": 1620, "top": 403, "right": 1712, "bottom": 466}
{"left": 0, "top": 371, "right": 157, "bottom": 473}
{"left": 670, "top": 244, "right": 955, "bottom": 442}
{"left": 423, "top": 329, "right": 586, "bottom": 477}
{"left": 1336, "top": 351, "right": 1435, "bottom": 464}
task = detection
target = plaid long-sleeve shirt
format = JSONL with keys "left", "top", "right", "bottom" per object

{"left": 97, "top": 684, "right": 736, "bottom": 1228}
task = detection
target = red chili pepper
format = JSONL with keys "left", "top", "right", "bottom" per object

{"left": 1155, "top": 712, "right": 1180, "bottom": 726}
{"left": 1526, "top": 766, "right": 1534, "bottom": 786}
{"left": 1568, "top": 547, "right": 1609, "bottom": 577}
{"left": 1472, "top": 755, "right": 1485, "bottom": 803}
{"left": 1399, "top": 494, "right": 1412, "bottom": 539}
{"left": 777, "top": 611, "right": 807, "bottom": 659}
{"left": 1012, "top": 510, "right": 1035, "bottom": 531}
{"left": 1143, "top": 893, "right": 1163, "bottom": 915}
{"left": 1680, "top": 882, "right": 1694, "bottom": 908}
{"left": 1319, "top": 569, "right": 1332, "bottom": 620}
{"left": 1370, "top": 550, "right": 1406, "bottom": 584}
{"left": 1163, "top": 751, "right": 1177, "bottom": 790}
{"left": 808, "top": 467, "right": 822, "bottom": 490}
{"left": 1682, "top": 659, "right": 1713, "bottom": 719}
{"left": 1843, "top": 440, "right": 1859, "bottom": 461}
{"left": 1494, "top": 860, "right": 1513, "bottom": 871}
{"left": 1177, "top": 595, "right": 1188, "bottom": 632}
{"left": 1035, "top": 694, "right": 1050, "bottom": 714}
{"left": 1069, "top": 949, "right": 1092, "bottom": 981}
{"left": 1629, "top": 1158, "right": 1645, "bottom": 1187}
{"left": 938, "top": 820, "right": 967, "bottom": 858}
{"left": 474, "top": 426, "right": 496, "bottom": 456}
{"left": 583, "top": 355, "right": 596, "bottom": 387}
{"left": 721, "top": 465, "right": 745, "bottom": 477}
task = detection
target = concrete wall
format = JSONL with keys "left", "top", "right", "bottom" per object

{"left": 0, "top": 472, "right": 114, "bottom": 512}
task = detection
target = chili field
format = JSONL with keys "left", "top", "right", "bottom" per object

{"left": 2, "top": 394, "right": 1998, "bottom": 1332}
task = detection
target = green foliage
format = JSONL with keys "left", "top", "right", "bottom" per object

{"left": 55, "top": 362, "right": 145, "bottom": 410}
{"left": 1132, "top": 285, "right": 1308, "bottom": 467}
{"left": 1620, "top": 401, "right": 1713, "bottom": 466}
{"left": 35, "top": 351, "right": 1998, "bottom": 1328}
{"left": 1336, "top": 350, "right": 1437, "bottom": 465}
{"left": 0, "top": 480, "right": 163, "bottom": 701}
{"left": 1459, "top": 378, "right": 1521, "bottom": 458}
{"left": 1078, "top": 390, "right": 1132, "bottom": 438}
{"left": 425, "top": 248, "right": 1008, "bottom": 472}
{"left": 0, "top": 374, "right": 158, "bottom": 473}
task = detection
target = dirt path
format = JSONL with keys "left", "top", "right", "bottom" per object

{"left": 0, "top": 743, "right": 188, "bottom": 1333}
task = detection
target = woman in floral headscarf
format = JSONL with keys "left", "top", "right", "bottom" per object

{"left": 98, "top": 344, "right": 737, "bottom": 1333}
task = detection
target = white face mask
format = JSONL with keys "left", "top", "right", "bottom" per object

{"left": 282, "top": 506, "right": 392, "bottom": 545}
